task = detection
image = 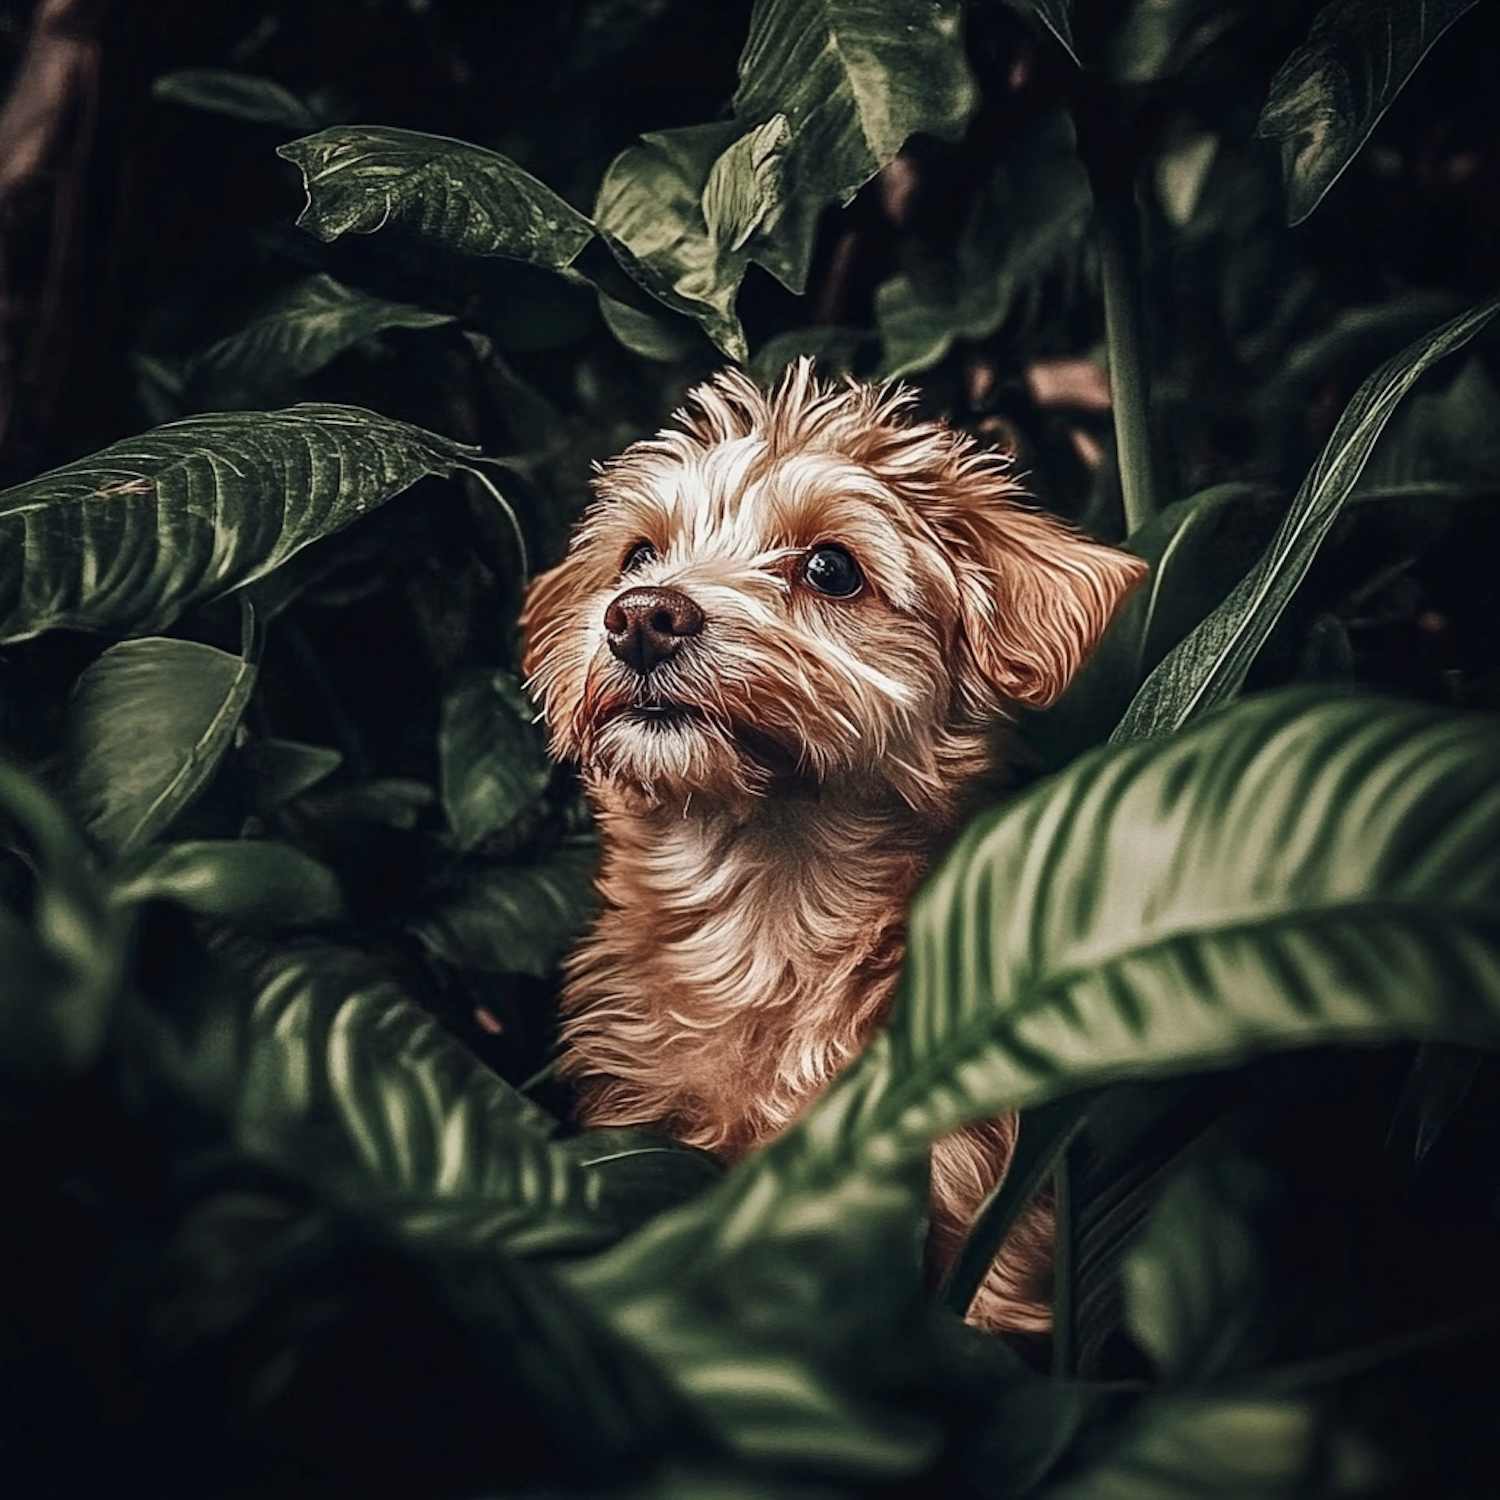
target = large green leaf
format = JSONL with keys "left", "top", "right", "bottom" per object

{"left": 593, "top": 123, "right": 751, "bottom": 362}
{"left": 0, "top": 759, "right": 127, "bottom": 1090}
{"left": 278, "top": 126, "right": 595, "bottom": 267}
{"left": 60, "top": 638, "right": 256, "bottom": 858}
{"left": 438, "top": 669, "right": 551, "bottom": 852}
{"left": 233, "top": 944, "right": 710, "bottom": 1258}
{"left": 876, "top": 112, "right": 1091, "bottom": 379}
{"left": 412, "top": 839, "right": 598, "bottom": 977}
{"left": 1112, "top": 292, "right": 1500, "bottom": 744}
{"left": 191, "top": 274, "right": 454, "bottom": 398}
{"left": 732, "top": 0, "right": 976, "bottom": 295}
{"left": 571, "top": 691, "right": 1500, "bottom": 1467}
{"left": 1258, "top": 0, "right": 1482, "bottom": 225}
{"left": 0, "top": 404, "right": 476, "bottom": 643}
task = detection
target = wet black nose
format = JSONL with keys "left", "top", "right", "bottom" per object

{"left": 604, "top": 586, "right": 705, "bottom": 674}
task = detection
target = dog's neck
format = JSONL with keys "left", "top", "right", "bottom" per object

{"left": 559, "top": 778, "right": 953, "bottom": 1157}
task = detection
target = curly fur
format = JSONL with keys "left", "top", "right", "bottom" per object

{"left": 521, "top": 361, "right": 1145, "bottom": 1332}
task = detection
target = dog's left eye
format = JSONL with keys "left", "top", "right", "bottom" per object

{"left": 621, "top": 541, "right": 658, "bottom": 574}
{"left": 802, "top": 545, "right": 863, "bottom": 598}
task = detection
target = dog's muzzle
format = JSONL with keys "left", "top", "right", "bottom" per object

{"left": 604, "top": 586, "right": 704, "bottom": 674}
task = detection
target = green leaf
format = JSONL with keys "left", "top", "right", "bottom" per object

{"left": 233, "top": 944, "right": 705, "bottom": 1259}
{"left": 1113, "top": 291, "right": 1500, "bottom": 744}
{"left": 0, "top": 759, "right": 127, "bottom": 1090}
{"left": 733, "top": 0, "right": 976, "bottom": 295}
{"left": 594, "top": 122, "right": 751, "bottom": 361}
{"left": 876, "top": 112, "right": 1091, "bottom": 378}
{"left": 1258, "top": 0, "right": 1482, "bottom": 225}
{"left": 60, "top": 638, "right": 257, "bottom": 858}
{"left": 241, "top": 737, "right": 343, "bottom": 809}
{"left": 596, "top": 289, "right": 699, "bottom": 363}
{"left": 749, "top": 326, "right": 872, "bottom": 386}
{"left": 110, "top": 839, "right": 344, "bottom": 928}
{"left": 1037, "top": 1395, "right": 1316, "bottom": 1500}
{"left": 278, "top": 126, "right": 594, "bottom": 267}
{"left": 1021, "top": 483, "right": 1280, "bottom": 772}
{"left": 412, "top": 840, "right": 598, "bottom": 977}
{"left": 1107, "top": 0, "right": 1241, "bottom": 84}
{"left": 0, "top": 404, "right": 476, "bottom": 643}
{"left": 191, "top": 274, "right": 454, "bottom": 397}
{"left": 152, "top": 67, "right": 318, "bottom": 130}
{"left": 701, "top": 114, "right": 792, "bottom": 254}
{"left": 438, "top": 670, "right": 551, "bottom": 851}
{"left": 1122, "top": 1155, "right": 1276, "bottom": 1383}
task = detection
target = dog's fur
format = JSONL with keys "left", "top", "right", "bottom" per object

{"left": 521, "top": 362, "right": 1145, "bottom": 1331}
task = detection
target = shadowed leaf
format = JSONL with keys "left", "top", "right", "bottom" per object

{"left": 60, "top": 638, "right": 256, "bottom": 858}
{"left": 192, "top": 274, "right": 453, "bottom": 398}
{"left": 1258, "top": 0, "right": 1482, "bottom": 225}
{"left": 1113, "top": 292, "right": 1500, "bottom": 743}
{"left": 0, "top": 404, "right": 476, "bottom": 643}
{"left": 278, "top": 126, "right": 595, "bottom": 266}
{"left": 152, "top": 67, "right": 318, "bottom": 129}
{"left": 439, "top": 670, "right": 552, "bottom": 851}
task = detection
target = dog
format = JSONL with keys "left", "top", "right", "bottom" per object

{"left": 520, "top": 360, "right": 1145, "bottom": 1331}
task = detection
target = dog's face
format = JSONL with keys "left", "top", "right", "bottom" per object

{"left": 521, "top": 362, "right": 1145, "bottom": 815}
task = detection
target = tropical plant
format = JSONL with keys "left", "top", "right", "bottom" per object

{"left": 2, "top": 0, "right": 1499, "bottom": 1494}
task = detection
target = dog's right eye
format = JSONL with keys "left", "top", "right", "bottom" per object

{"left": 621, "top": 541, "right": 658, "bottom": 574}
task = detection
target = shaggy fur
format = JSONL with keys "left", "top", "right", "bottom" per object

{"left": 521, "top": 361, "right": 1145, "bottom": 1331}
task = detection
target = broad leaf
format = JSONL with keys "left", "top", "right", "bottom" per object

{"left": 110, "top": 839, "right": 344, "bottom": 928}
{"left": 876, "top": 113, "right": 1090, "bottom": 378}
{"left": 233, "top": 945, "right": 703, "bottom": 1259}
{"left": 733, "top": 0, "right": 976, "bottom": 295}
{"left": 1113, "top": 292, "right": 1500, "bottom": 743}
{"left": 1121, "top": 1155, "right": 1275, "bottom": 1383}
{"left": 0, "top": 404, "right": 476, "bottom": 643}
{"left": 438, "top": 669, "right": 551, "bottom": 851}
{"left": 192, "top": 274, "right": 453, "bottom": 397}
{"left": 152, "top": 67, "right": 318, "bottom": 129}
{"left": 1258, "top": 0, "right": 1482, "bottom": 225}
{"left": 412, "top": 839, "right": 598, "bottom": 977}
{"left": 0, "top": 759, "right": 127, "bottom": 1089}
{"left": 278, "top": 126, "right": 594, "bottom": 267}
{"left": 60, "top": 638, "right": 256, "bottom": 858}
{"left": 594, "top": 123, "right": 750, "bottom": 361}
{"left": 241, "top": 736, "right": 343, "bottom": 809}
{"left": 572, "top": 691, "right": 1500, "bottom": 1465}
{"left": 1107, "top": 0, "right": 1240, "bottom": 84}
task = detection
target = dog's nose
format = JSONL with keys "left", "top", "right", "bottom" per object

{"left": 604, "top": 586, "right": 704, "bottom": 674}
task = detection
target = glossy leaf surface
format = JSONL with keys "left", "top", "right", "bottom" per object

{"left": 0, "top": 404, "right": 475, "bottom": 643}
{"left": 279, "top": 126, "right": 595, "bottom": 266}
{"left": 438, "top": 669, "right": 551, "bottom": 851}
{"left": 1259, "top": 0, "right": 1482, "bottom": 225}
{"left": 1114, "top": 292, "right": 1500, "bottom": 743}
{"left": 60, "top": 638, "right": 256, "bottom": 858}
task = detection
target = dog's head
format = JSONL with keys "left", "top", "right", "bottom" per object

{"left": 521, "top": 361, "right": 1145, "bottom": 815}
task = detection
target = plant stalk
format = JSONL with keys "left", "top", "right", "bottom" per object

{"left": 1095, "top": 180, "right": 1158, "bottom": 534}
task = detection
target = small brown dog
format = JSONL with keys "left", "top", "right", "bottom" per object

{"left": 521, "top": 361, "right": 1144, "bottom": 1331}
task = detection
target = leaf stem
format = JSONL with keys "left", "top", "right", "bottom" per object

{"left": 1096, "top": 180, "right": 1158, "bottom": 534}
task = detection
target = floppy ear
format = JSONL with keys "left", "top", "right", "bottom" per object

{"left": 938, "top": 497, "right": 1148, "bottom": 713}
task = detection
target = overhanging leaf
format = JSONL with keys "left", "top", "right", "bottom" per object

{"left": 574, "top": 690, "right": 1500, "bottom": 1467}
{"left": 191, "top": 274, "right": 454, "bottom": 397}
{"left": 733, "top": 0, "right": 976, "bottom": 295}
{"left": 1004, "top": 1, "right": 1080, "bottom": 64}
{"left": 1258, "top": 0, "right": 1482, "bottom": 225}
{"left": 1113, "top": 291, "right": 1500, "bottom": 744}
{"left": 0, "top": 404, "right": 477, "bottom": 643}
{"left": 60, "top": 637, "right": 257, "bottom": 859}
{"left": 278, "top": 126, "right": 595, "bottom": 267}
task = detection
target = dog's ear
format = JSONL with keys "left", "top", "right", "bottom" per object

{"left": 936, "top": 496, "right": 1147, "bottom": 713}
